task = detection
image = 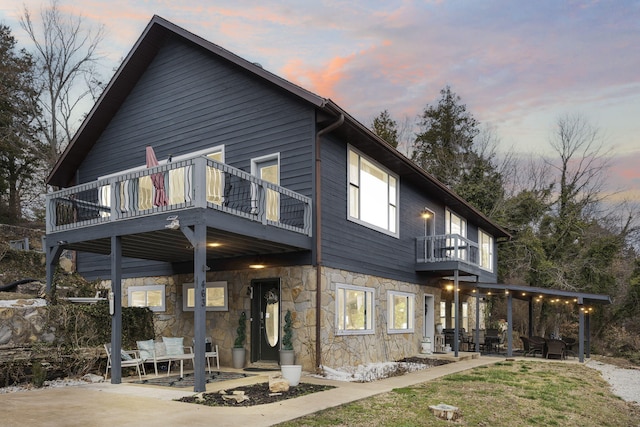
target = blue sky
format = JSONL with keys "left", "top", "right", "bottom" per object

{"left": 2, "top": 0, "right": 639, "bottom": 202}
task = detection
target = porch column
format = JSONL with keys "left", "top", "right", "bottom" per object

{"left": 45, "top": 241, "right": 64, "bottom": 294}
{"left": 586, "top": 311, "right": 591, "bottom": 358}
{"left": 192, "top": 222, "right": 207, "bottom": 392}
{"left": 578, "top": 305, "right": 585, "bottom": 363}
{"left": 475, "top": 289, "right": 481, "bottom": 353}
{"left": 110, "top": 235, "right": 122, "bottom": 384}
{"left": 506, "top": 292, "right": 513, "bottom": 357}
{"left": 528, "top": 298, "right": 534, "bottom": 337}
{"left": 453, "top": 270, "right": 459, "bottom": 357}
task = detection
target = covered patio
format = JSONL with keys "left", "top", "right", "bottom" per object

{"left": 444, "top": 279, "right": 611, "bottom": 362}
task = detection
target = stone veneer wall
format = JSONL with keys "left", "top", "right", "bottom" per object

{"left": 318, "top": 267, "right": 441, "bottom": 369}
{"left": 119, "top": 266, "right": 317, "bottom": 370}
{"left": 117, "top": 265, "right": 444, "bottom": 372}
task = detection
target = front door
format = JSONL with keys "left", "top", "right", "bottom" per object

{"left": 250, "top": 278, "right": 281, "bottom": 363}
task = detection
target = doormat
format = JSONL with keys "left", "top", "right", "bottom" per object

{"left": 133, "top": 371, "right": 254, "bottom": 388}
{"left": 244, "top": 367, "right": 281, "bottom": 372}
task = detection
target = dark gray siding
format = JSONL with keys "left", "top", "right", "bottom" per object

{"left": 75, "top": 35, "right": 315, "bottom": 277}
{"left": 320, "top": 134, "right": 498, "bottom": 284}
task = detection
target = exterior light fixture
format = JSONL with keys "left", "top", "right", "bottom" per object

{"left": 165, "top": 215, "right": 180, "bottom": 230}
{"left": 208, "top": 242, "right": 222, "bottom": 247}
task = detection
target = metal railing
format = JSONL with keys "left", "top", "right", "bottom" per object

{"left": 416, "top": 234, "right": 480, "bottom": 265}
{"left": 46, "top": 156, "right": 312, "bottom": 236}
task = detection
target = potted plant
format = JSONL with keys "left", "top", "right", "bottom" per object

{"left": 279, "top": 310, "right": 295, "bottom": 365}
{"left": 231, "top": 312, "right": 246, "bottom": 369}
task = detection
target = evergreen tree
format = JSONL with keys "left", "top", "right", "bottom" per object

{"left": 0, "top": 25, "right": 42, "bottom": 223}
{"left": 371, "top": 109, "right": 399, "bottom": 148}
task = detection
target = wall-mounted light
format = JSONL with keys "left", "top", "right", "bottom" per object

{"left": 208, "top": 242, "right": 222, "bottom": 248}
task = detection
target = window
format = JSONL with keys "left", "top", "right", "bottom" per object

{"left": 440, "top": 301, "right": 469, "bottom": 331}
{"left": 387, "top": 291, "right": 415, "bottom": 333}
{"left": 445, "top": 209, "right": 467, "bottom": 259}
{"left": 128, "top": 285, "right": 165, "bottom": 312}
{"left": 445, "top": 209, "right": 466, "bottom": 237}
{"left": 439, "top": 301, "right": 447, "bottom": 327}
{"left": 182, "top": 281, "right": 228, "bottom": 311}
{"left": 348, "top": 147, "right": 398, "bottom": 235}
{"left": 479, "top": 229, "right": 494, "bottom": 271}
{"left": 335, "top": 283, "right": 375, "bottom": 335}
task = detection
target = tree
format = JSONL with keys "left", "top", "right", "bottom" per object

{"left": 0, "top": 25, "right": 43, "bottom": 223}
{"left": 371, "top": 110, "right": 399, "bottom": 148}
{"left": 412, "top": 85, "right": 479, "bottom": 189}
{"left": 20, "top": 0, "right": 105, "bottom": 170}
{"left": 411, "top": 86, "right": 506, "bottom": 215}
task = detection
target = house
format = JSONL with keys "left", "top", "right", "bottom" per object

{"left": 45, "top": 16, "right": 512, "bottom": 392}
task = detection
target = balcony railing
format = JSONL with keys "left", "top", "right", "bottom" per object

{"left": 46, "top": 156, "right": 312, "bottom": 236}
{"left": 416, "top": 234, "right": 480, "bottom": 266}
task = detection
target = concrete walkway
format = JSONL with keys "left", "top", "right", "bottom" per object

{"left": 0, "top": 356, "right": 501, "bottom": 427}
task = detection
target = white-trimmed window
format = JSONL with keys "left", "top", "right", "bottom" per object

{"left": 348, "top": 147, "right": 398, "bottom": 235}
{"left": 128, "top": 285, "right": 166, "bottom": 312}
{"left": 182, "top": 281, "right": 228, "bottom": 311}
{"left": 336, "top": 283, "right": 375, "bottom": 335}
{"left": 445, "top": 208, "right": 467, "bottom": 259}
{"left": 387, "top": 291, "right": 415, "bottom": 333}
{"left": 479, "top": 229, "right": 494, "bottom": 272}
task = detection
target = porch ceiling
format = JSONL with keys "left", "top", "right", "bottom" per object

{"left": 62, "top": 227, "right": 309, "bottom": 263}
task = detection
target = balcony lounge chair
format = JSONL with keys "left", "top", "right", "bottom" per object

{"left": 104, "top": 343, "right": 145, "bottom": 380}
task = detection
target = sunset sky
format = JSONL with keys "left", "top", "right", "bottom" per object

{"left": 2, "top": 1, "right": 639, "bottom": 202}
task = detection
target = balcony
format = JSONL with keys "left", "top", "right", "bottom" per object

{"left": 416, "top": 234, "right": 485, "bottom": 276}
{"left": 46, "top": 156, "right": 312, "bottom": 238}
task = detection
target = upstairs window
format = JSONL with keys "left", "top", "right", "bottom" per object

{"left": 348, "top": 147, "right": 398, "bottom": 236}
{"left": 479, "top": 229, "right": 494, "bottom": 272}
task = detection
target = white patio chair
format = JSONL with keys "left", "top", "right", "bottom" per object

{"left": 104, "top": 343, "right": 145, "bottom": 380}
{"left": 192, "top": 337, "right": 220, "bottom": 373}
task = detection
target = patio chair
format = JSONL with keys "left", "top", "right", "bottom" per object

{"left": 562, "top": 337, "right": 577, "bottom": 358}
{"left": 192, "top": 337, "right": 220, "bottom": 373}
{"left": 527, "top": 336, "right": 545, "bottom": 357}
{"left": 545, "top": 339, "right": 566, "bottom": 360}
{"left": 104, "top": 343, "right": 145, "bottom": 380}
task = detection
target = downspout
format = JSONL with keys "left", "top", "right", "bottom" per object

{"left": 315, "top": 113, "right": 344, "bottom": 372}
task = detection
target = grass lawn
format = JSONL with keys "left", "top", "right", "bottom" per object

{"left": 275, "top": 360, "right": 640, "bottom": 427}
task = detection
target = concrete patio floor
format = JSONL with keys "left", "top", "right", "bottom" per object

{"left": 0, "top": 354, "right": 513, "bottom": 427}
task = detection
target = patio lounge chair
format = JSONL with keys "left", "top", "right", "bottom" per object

{"left": 104, "top": 343, "right": 145, "bottom": 380}
{"left": 545, "top": 339, "right": 566, "bottom": 360}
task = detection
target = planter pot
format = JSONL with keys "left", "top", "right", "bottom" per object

{"left": 231, "top": 347, "right": 246, "bottom": 369}
{"left": 281, "top": 364, "right": 302, "bottom": 386}
{"left": 279, "top": 349, "right": 295, "bottom": 366}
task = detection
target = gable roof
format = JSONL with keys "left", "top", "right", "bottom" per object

{"left": 47, "top": 15, "right": 510, "bottom": 239}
